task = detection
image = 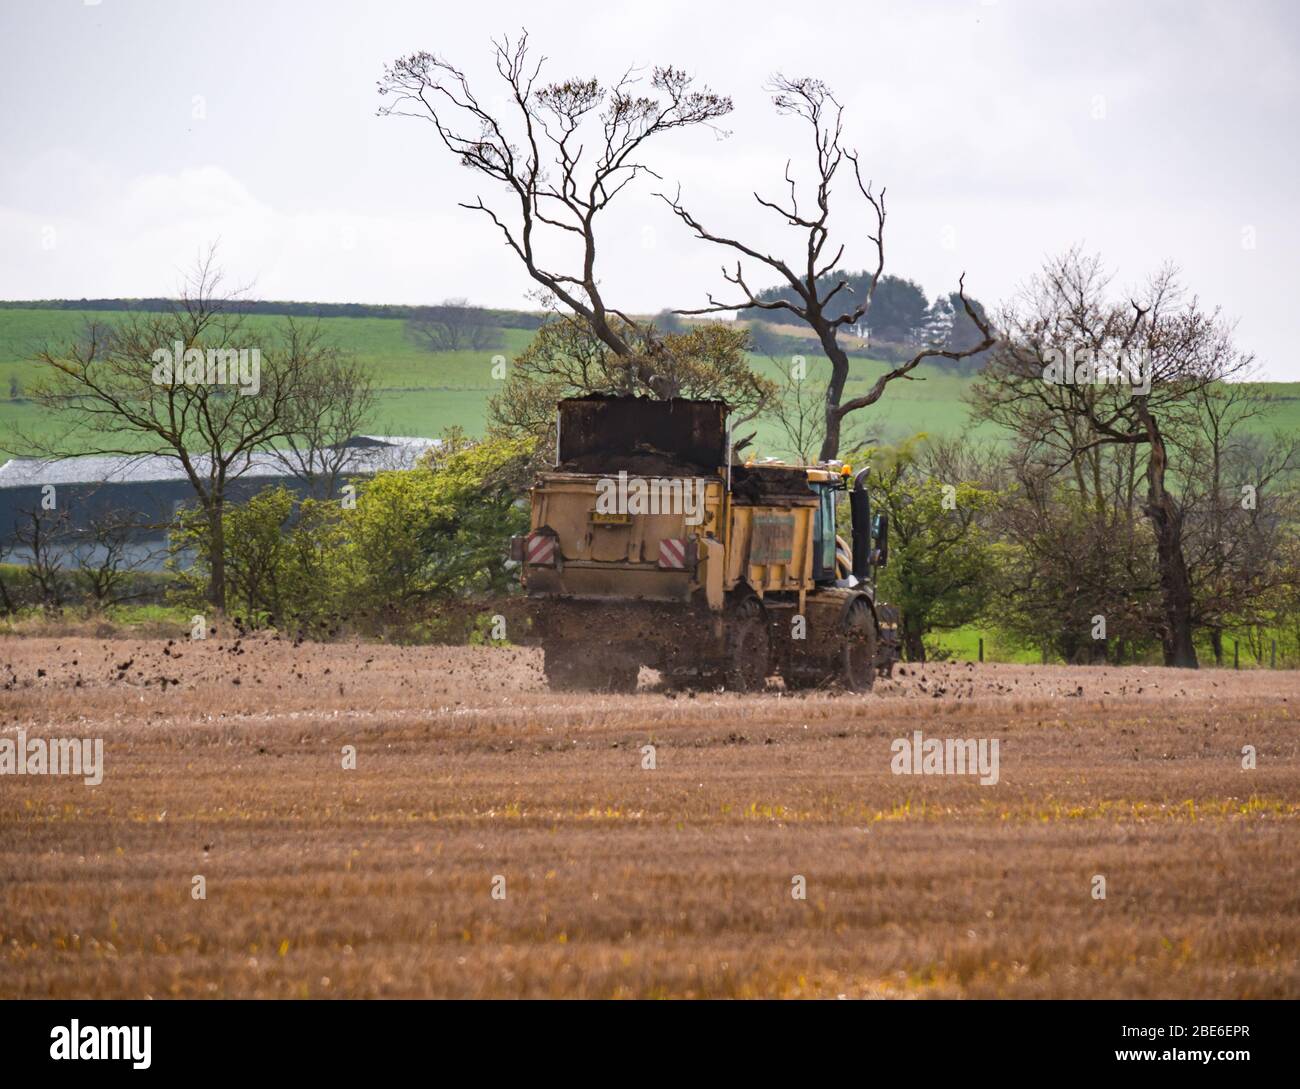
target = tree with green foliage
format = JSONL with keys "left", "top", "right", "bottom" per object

{"left": 25, "top": 251, "right": 350, "bottom": 613}
{"left": 489, "top": 313, "right": 775, "bottom": 457}
{"left": 168, "top": 486, "right": 352, "bottom": 631}
{"left": 746, "top": 272, "right": 933, "bottom": 345}
{"left": 346, "top": 435, "right": 534, "bottom": 610}
{"left": 971, "top": 250, "right": 1261, "bottom": 667}
{"left": 991, "top": 472, "right": 1162, "bottom": 664}
{"left": 863, "top": 437, "right": 998, "bottom": 661}
{"left": 169, "top": 436, "right": 535, "bottom": 635}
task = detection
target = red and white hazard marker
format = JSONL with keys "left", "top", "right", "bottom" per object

{"left": 658, "top": 537, "right": 688, "bottom": 569}
{"left": 526, "top": 534, "right": 556, "bottom": 565}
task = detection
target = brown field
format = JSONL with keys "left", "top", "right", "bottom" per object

{"left": 1, "top": 634, "right": 1297, "bottom": 999}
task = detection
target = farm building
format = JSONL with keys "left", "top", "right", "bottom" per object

{"left": 0, "top": 436, "right": 439, "bottom": 569}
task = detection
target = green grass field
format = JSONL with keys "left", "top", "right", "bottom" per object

{"left": 928, "top": 621, "right": 1300, "bottom": 668}
{"left": 2, "top": 307, "right": 1298, "bottom": 458}
{"left": 0, "top": 309, "right": 538, "bottom": 453}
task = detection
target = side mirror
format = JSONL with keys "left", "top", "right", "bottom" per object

{"left": 873, "top": 511, "right": 889, "bottom": 568}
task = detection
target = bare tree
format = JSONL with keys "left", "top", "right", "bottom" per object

{"left": 22, "top": 250, "right": 339, "bottom": 612}
{"left": 11, "top": 506, "right": 70, "bottom": 613}
{"left": 1179, "top": 381, "right": 1300, "bottom": 663}
{"left": 406, "top": 299, "right": 504, "bottom": 352}
{"left": 768, "top": 356, "right": 828, "bottom": 463}
{"left": 992, "top": 450, "right": 1162, "bottom": 665}
{"left": 378, "top": 33, "right": 731, "bottom": 365}
{"left": 659, "top": 76, "right": 993, "bottom": 460}
{"left": 265, "top": 352, "right": 378, "bottom": 499}
{"left": 68, "top": 512, "right": 158, "bottom": 610}
{"left": 768, "top": 354, "right": 875, "bottom": 462}
{"left": 971, "top": 250, "right": 1256, "bottom": 667}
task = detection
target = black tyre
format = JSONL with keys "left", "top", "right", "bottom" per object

{"left": 724, "top": 597, "right": 770, "bottom": 693}
{"left": 841, "top": 600, "right": 877, "bottom": 692}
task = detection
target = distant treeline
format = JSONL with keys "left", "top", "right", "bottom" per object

{"left": 741, "top": 271, "right": 994, "bottom": 368}
{"left": 0, "top": 288, "right": 987, "bottom": 366}
{"left": 0, "top": 298, "right": 548, "bottom": 329}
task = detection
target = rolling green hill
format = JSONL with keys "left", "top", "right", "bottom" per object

{"left": 1, "top": 306, "right": 1296, "bottom": 459}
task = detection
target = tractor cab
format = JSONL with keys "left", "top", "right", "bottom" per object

{"left": 803, "top": 464, "right": 888, "bottom": 586}
{"left": 809, "top": 476, "right": 840, "bottom": 582}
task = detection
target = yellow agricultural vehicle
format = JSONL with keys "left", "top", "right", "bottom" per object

{"left": 510, "top": 396, "right": 898, "bottom": 692}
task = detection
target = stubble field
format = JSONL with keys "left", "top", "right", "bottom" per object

{"left": 1, "top": 634, "right": 1297, "bottom": 998}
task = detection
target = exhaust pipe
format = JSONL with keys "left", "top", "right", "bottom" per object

{"left": 850, "top": 467, "right": 872, "bottom": 580}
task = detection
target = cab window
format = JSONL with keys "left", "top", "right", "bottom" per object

{"left": 810, "top": 483, "right": 837, "bottom": 580}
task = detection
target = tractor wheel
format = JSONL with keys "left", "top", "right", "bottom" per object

{"left": 840, "top": 600, "right": 877, "bottom": 693}
{"left": 724, "top": 597, "right": 770, "bottom": 693}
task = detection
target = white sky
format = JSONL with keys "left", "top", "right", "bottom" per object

{"left": 1, "top": 0, "right": 1297, "bottom": 377}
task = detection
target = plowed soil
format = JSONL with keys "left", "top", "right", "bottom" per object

{"left": 1, "top": 635, "right": 1296, "bottom": 998}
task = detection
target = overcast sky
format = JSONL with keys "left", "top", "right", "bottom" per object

{"left": 2, "top": 0, "right": 1296, "bottom": 377}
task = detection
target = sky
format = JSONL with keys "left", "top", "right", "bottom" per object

{"left": 1, "top": 0, "right": 1297, "bottom": 377}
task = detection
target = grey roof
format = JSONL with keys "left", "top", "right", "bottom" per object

{"left": 0, "top": 436, "right": 441, "bottom": 489}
